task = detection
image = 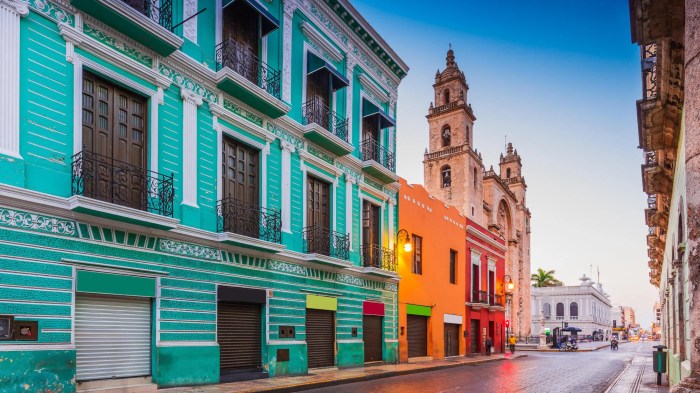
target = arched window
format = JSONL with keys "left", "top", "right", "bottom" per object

{"left": 442, "top": 126, "right": 451, "bottom": 147}
{"left": 543, "top": 303, "right": 551, "bottom": 318}
{"left": 506, "top": 168, "right": 511, "bottom": 178}
{"left": 556, "top": 302, "right": 564, "bottom": 318}
{"left": 444, "top": 89, "right": 450, "bottom": 104}
{"left": 441, "top": 165, "right": 451, "bottom": 188}
{"left": 570, "top": 302, "right": 578, "bottom": 318}
{"left": 473, "top": 167, "right": 478, "bottom": 188}
{"left": 465, "top": 126, "right": 470, "bottom": 144}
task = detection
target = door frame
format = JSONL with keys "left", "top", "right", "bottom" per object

{"left": 216, "top": 124, "right": 269, "bottom": 208}
{"left": 301, "top": 162, "right": 338, "bottom": 233}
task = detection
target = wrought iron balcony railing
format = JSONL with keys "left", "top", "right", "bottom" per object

{"left": 360, "top": 137, "right": 396, "bottom": 172}
{"left": 360, "top": 244, "right": 397, "bottom": 272}
{"left": 122, "top": 0, "right": 173, "bottom": 30}
{"left": 471, "top": 290, "right": 488, "bottom": 304}
{"left": 302, "top": 226, "right": 350, "bottom": 260}
{"left": 215, "top": 37, "right": 281, "bottom": 100}
{"left": 642, "top": 43, "right": 658, "bottom": 100}
{"left": 302, "top": 98, "right": 348, "bottom": 141}
{"left": 216, "top": 198, "right": 281, "bottom": 243}
{"left": 491, "top": 294, "right": 504, "bottom": 307}
{"left": 71, "top": 150, "right": 174, "bottom": 217}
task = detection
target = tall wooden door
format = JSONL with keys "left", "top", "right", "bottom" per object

{"left": 363, "top": 315, "right": 383, "bottom": 363}
{"left": 444, "top": 324, "right": 459, "bottom": 357}
{"left": 362, "top": 201, "right": 380, "bottom": 248}
{"left": 470, "top": 319, "right": 480, "bottom": 353}
{"left": 81, "top": 72, "right": 147, "bottom": 210}
{"left": 307, "top": 177, "right": 330, "bottom": 254}
{"left": 221, "top": 137, "right": 259, "bottom": 237}
{"left": 222, "top": 2, "right": 259, "bottom": 83}
{"left": 362, "top": 116, "right": 379, "bottom": 142}
{"left": 306, "top": 71, "right": 330, "bottom": 109}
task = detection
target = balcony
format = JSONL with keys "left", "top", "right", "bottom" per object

{"left": 360, "top": 137, "right": 398, "bottom": 184}
{"left": 214, "top": 38, "right": 289, "bottom": 118}
{"left": 642, "top": 156, "right": 673, "bottom": 196}
{"left": 216, "top": 198, "right": 284, "bottom": 253}
{"left": 555, "top": 316, "right": 564, "bottom": 321}
{"left": 68, "top": 150, "right": 178, "bottom": 229}
{"left": 70, "top": 0, "right": 183, "bottom": 56}
{"left": 301, "top": 98, "right": 352, "bottom": 156}
{"left": 360, "top": 244, "right": 397, "bottom": 276}
{"left": 302, "top": 226, "right": 350, "bottom": 266}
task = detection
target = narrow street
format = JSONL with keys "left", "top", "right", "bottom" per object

{"left": 306, "top": 342, "right": 660, "bottom": 393}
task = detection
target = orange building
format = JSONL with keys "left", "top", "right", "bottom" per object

{"left": 397, "top": 178, "right": 467, "bottom": 361}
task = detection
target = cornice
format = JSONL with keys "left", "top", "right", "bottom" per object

{"left": 2, "top": 0, "right": 29, "bottom": 16}
{"left": 211, "top": 103, "right": 276, "bottom": 143}
{"left": 299, "top": 20, "right": 343, "bottom": 62}
{"left": 467, "top": 225, "right": 507, "bottom": 252}
{"left": 358, "top": 181, "right": 389, "bottom": 202}
{"left": 358, "top": 73, "right": 389, "bottom": 103}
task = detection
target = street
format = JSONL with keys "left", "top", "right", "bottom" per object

{"left": 305, "top": 342, "right": 658, "bottom": 393}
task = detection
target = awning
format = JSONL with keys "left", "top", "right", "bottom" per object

{"left": 308, "top": 52, "right": 349, "bottom": 91}
{"left": 362, "top": 99, "right": 395, "bottom": 129}
{"left": 223, "top": 0, "right": 279, "bottom": 36}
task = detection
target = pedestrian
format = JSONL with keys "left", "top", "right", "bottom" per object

{"left": 485, "top": 337, "right": 493, "bottom": 356}
{"left": 508, "top": 334, "right": 517, "bottom": 354}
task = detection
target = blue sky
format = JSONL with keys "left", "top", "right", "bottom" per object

{"left": 351, "top": 0, "right": 655, "bottom": 327}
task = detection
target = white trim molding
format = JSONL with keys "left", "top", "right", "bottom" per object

{"left": 280, "top": 141, "right": 295, "bottom": 233}
{"left": 358, "top": 73, "right": 389, "bottom": 103}
{"left": 444, "top": 313, "right": 463, "bottom": 324}
{"left": 181, "top": 90, "right": 203, "bottom": 207}
{"left": 299, "top": 21, "right": 343, "bottom": 62}
{"left": 0, "top": 0, "right": 29, "bottom": 159}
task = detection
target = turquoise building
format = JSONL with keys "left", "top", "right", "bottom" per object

{"left": 0, "top": 0, "right": 408, "bottom": 390}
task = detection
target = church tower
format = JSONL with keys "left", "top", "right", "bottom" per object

{"left": 423, "top": 48, "right": 484, "bottom": 221}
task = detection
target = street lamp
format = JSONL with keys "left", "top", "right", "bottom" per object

{"left": 504, "top": 275, "right": 514, "bottom": 341}
{"left": 395, "top": 229, "right": 412, "bottom": 253}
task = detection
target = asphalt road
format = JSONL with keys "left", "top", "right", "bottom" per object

{"left": 305, "top": 341, "right": 657, "bottom": 393}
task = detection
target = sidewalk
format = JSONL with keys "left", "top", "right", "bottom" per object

{"left": 160, "top": 353, "right": 527, "bottom": 393}
{"left": 605, "top": 352, "right": 669, "bottom": 393}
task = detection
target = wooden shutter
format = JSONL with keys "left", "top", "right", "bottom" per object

{"left": 306, "top": 309, "right": 335, "bottom": 368}
{"left": 407, "top": 315, "right": 427, "bottom": 358}
{"left": 307, "top": 177, "right": 330, "bottom": 229}
{"left": 222, "top": 137, "right": 259, "bottom": 204}
{"left": 218, "top": 302, "right": 262, "bottom": 371}
{"left": 75, "top": 294, "right": 151, "bottom": 381}
{"left": 363, "top": 315, "right": 383, "bottom": 362}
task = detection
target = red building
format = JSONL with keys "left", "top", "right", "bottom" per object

{"left": 465, "top": 218, "right": 507, "bottom": 354}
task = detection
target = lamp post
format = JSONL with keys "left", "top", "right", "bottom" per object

{"left": 504, "top": 275, "right": 514, "bottom": 340}
{"left": 394, "top": 229, "right": 411, "bottom": 363}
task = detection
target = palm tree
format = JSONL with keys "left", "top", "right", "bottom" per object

{"left": 531, "top": 268, "right": 564, "bottom": 287}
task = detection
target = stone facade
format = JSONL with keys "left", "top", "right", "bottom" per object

{"left": 0, "top": 0, "right": 408, "bottom": 390}
{"left": 422, "top": 49, "right": 532, "bottom": 337}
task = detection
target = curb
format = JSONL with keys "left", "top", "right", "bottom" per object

{"left": 236, "top": 354, "right": 528, "bottom": 393}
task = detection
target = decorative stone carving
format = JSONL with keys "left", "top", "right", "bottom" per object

{"left": 268, "top": 260, "right": 307, "bottom": 276}
{"left": 0, "top": 208, "right": 76, "bottom": 236}
{"left": 157, "top": 239, "right": 221, "bottom": 260}
{"left": 337, "top": 273, "right": 364, "bottom": 287}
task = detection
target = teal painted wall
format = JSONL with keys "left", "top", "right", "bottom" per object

{"left": 266, "top": 343, "right": 307, "bottom": 377}
{"left": 0, "top": 350, "right": 76, "bottom": 393}
{"left": 154, "top": 345, "right": 219, "bottom": 387}
{"left": 337, "top": 342, "right": 363, "bottom": 368}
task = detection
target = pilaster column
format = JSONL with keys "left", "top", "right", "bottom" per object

{"left": 281, "top": 141, "right": 295, "bottom": 233}
{"left": 345, "top": 175, "right": 356, "bottom": 249}
{"left": 678, "top": 1, "right": 700, "bottom": 391}
{"left": 388, "top": 197, "right": 396, "bottom": 249}
{"left": 282, "top": 0, "right": 297, "bottom": 103}
{"left": 0, "top": 0, "right": 28, "bottom": 159}
{"left": 346, "top": 58, "right": 356, "bottom": 144}
{"left": 181, "top": 90, "right": 202, "bottom": 208}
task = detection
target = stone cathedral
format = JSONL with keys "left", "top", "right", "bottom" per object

{"left": 422, "top": 48, "right": 533, "bottom": 337}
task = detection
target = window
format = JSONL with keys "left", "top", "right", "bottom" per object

{"left": 305, "top": 176, "right": 331, "bottom": 255}
{"left": 443, "top": 89, "right": 450, "bottom": 104}
{"left": 441, "top": 166, "right": 451, "bottom": 188}
{"left": 470, "top": 251, "right": 480, "bottom": 302}
{"left": 506, "top": 168, "right": 511, "bottom": 178}
{"left": 473, "top": 167, "right": 477, "bottom": 188}
{"left": 570, "top": 302, "right": 578, "bottom": 319}
{"left": 412, "top": 235, "right": 423, "bottom": 274}
{"left": 449, "top": 250, "right": 457, "bottom": 284}
{"left": 556, "top": 303, "right": 564, "bottom": 319}
{"left": 442, "top": 126, "right": 451, "bottom": 147}
{"left": 543, "top": 303, "right": 551, "bottom": 319}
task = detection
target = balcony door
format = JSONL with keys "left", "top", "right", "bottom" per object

{"left": 307, "top": 176, "right": 331, "bottom": 254}
{"left": 307, "top": 71, "right": 331, "bottom": 109}
{"left": 488, "top": 270, "right": 495, "bottom": 304}
{"left": 362, "top": 201, "right": 381, "bottom": 266}
{"left": 81, "top": 72, "right": 147, "bottom": 210}
{"left": 471, "top": 263, "right": 480, "bottom": 302}
{"left": 221, "top": 137, "right": 259, "bottom": 236}
{"left": 222, "top": 1, "right": 259, "bottom": 83}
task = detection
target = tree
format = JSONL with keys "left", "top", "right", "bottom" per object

{"left": 531, "top": 268, "right": 564, "bottom": 287}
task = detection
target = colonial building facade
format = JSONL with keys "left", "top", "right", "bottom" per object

{"left": 530, "top": 275, "right": 613, "bottom": 340}
{"left": 629, "top": 0, "right": 700, "bottom": 391}
{"left": 0, "top": 0, "right": 408, "bottom": 390}
{"left": 422, "top": 49, "right": 532, "bottom": 338}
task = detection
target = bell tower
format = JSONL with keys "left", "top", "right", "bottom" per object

{"left": 423, "top": 48, "right": 484, "bottom": 221}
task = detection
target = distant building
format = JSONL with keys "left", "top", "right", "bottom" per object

{"left": 652, "top": 302, "right": 662, "bottom": 337}
{"left": 621, "top": 306, "right": 637, "bottom": 328}
{"left": 530, "top": 275, "right": 612, "bottom": 339}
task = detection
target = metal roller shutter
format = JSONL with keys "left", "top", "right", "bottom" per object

{"left": 218, "top": 302, "right": 262, "bottom": 371}
{"left": 75, "top": 294, "right": 152, "bottom": 382}
{"left": 363, "top": 315, "right": 383, "bottom": 362}
{"left": 444, "top": 323, "right": 460, "bottom": 357}
{"left": 306, "top": 309, "right": 335, "bottom": 368}
{"left": 407, "top": 315, "right": 428, "bottom": 358}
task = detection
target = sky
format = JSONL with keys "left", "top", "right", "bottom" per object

{"left": 351, "top": 0, "right": 655, "bottom": 327}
